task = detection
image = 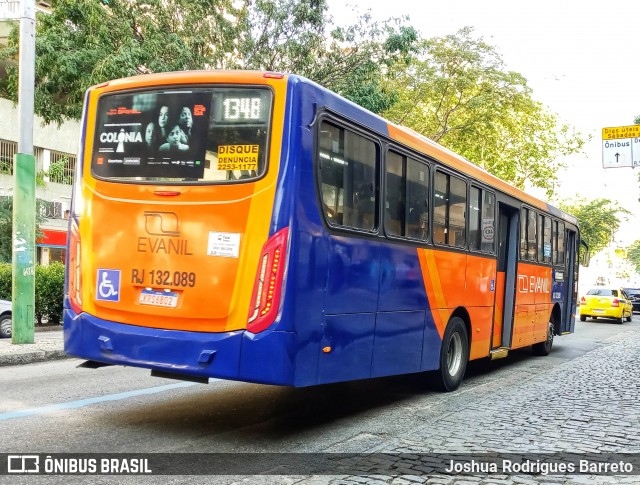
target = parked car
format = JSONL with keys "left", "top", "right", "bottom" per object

{"left": 0, "top": 299, "right": 11, "bottom": 338}
{"left": 579, "top": 288, "right": 633, "bottom": 324}
{"left": 622, "top": 287, "right": 640, "bottom": 313}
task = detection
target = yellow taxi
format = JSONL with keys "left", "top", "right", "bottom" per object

{"left": 579, "top": 287, "right": 633, "bottom": 324}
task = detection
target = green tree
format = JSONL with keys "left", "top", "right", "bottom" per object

{"left": 626, "top": 240, "right": 640, "bottom": 273}
{"left": 0, "top": 0, "right": 417, "bottom": 124}
{"left": 0, "top": 0, "right": 245, "bottom": 125}
{"left": 381, "top": 27, "right": 587, "bottom": 198}
{"left": 559, "top": 198, "right": 630, "bottom": 255}
{"left": 0, "top": 197, "right": 47, "bottom": 262}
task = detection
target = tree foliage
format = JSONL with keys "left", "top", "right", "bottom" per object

{"left": 381, "top": 27, "right": 587, "bottom": 198}
{"left": 626, "top": 240, "right": 640, "bottom": 274}
{"left": 0, "top": 0, "right": 244, "bottom": 123}
{"left": 559, "top": 198, "right": 630, "bottom": 255}
{"left": 0, "top": 0, "right": 417, "bottom": 124}
{"left": 1, "top": 4, "right": 585, "bottom": 198}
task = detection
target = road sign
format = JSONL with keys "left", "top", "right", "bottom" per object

{"left": 602, "top": 124, "right": 640, "bottom": 140}
{"left": 602, "top": 124, "right": 640, "bottom": 168}
{"left": 602, "top": 139, "right": 633, "bottom": 168}
{"left": 633, "top": 138, "right": 640, "bottom": 168}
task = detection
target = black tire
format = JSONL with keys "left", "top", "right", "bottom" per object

{"left": 579, "top": 315, "right": 586, "bottom": 322}
{"left": 627, "top": 315, "right": 632, "bottom": 322}
{"left": 532, "top": 318, "right": 554, "bottom": 356}
{"left": 617, "top": 317, "right": 624, "bottom": 325}
{"left": 0, "top": 314, "right": 11, "bottom": 339}
{"left": 432, "top": 317, "right": 469, "bottom": 392}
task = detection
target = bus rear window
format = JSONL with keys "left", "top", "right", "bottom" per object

{"left": 91, "top": 87, "right": 272, "bottom": 183}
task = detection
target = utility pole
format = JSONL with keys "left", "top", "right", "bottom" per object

{"left": 12, "top": 0, "right": 36, "bottom": 344}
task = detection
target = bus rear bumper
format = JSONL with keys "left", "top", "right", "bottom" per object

{"left": 63, "top": 309, "right": 295, "bottom": 385}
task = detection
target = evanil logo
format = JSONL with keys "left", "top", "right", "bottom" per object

{"left": 518, "top": 274, "right": 550, "bottom": 294}
{"left": 100, "top": 129, "right": 142, "bottom": 153}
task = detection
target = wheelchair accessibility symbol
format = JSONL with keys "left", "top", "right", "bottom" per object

{"left": 96, "top": 269, "right": 121, "bottom": 302}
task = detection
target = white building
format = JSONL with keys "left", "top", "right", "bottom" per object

{"left": 1, "top": 1, "right": 78, "bottom": 265}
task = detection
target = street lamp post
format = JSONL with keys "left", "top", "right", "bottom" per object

{"left": 11, "top": 0, "right": 36, "bottom": 344}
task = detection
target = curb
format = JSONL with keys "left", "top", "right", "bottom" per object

{"left": 0, "top": 349, "right": 69, "bottom": 367}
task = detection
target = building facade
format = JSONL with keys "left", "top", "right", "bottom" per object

{"left": 0, "top": 96, "right": 78, "bottom": 265}
{"left": 1, "top": 1, "right": 77, "bottom": 265}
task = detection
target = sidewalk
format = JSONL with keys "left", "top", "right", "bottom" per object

{"left": 0, "top": 327, "right": 67, "bottom": 366}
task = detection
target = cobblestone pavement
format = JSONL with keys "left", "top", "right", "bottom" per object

{"left": 233, "top": 329, "right": 640, "bottom": 485}
{"left": 3, "top": 327, "right": 637, "bottom": 485}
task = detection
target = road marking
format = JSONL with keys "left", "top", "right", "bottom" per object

{"left": 0, "top": 381, "right": 198, "bottom": 421}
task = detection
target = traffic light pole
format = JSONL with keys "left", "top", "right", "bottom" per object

{"left": 12, "top": 0, "right": 36, "bottom": 344}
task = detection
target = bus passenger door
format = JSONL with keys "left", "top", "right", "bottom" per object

{"left": 559, "top": 230, "right": 577, "bottom": 334}
{"left": 492, "top": 204, "right": 519, "bottom": 350}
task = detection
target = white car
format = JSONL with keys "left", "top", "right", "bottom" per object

{"left": 0, "top": 299, "right": 11, "bottom": 338}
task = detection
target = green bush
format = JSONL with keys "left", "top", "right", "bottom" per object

{"left": 0, "top": 262, "right": 65, "bottom": 325}
{"left": 0, "top": 263, "right": 11, "bottom": 299}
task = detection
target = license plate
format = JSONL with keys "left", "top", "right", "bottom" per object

{"left": 592, "top": 309, "right": 604, "bottom": 314}
{"left": 139, "top": 290, "right": 178, "bottom": 308}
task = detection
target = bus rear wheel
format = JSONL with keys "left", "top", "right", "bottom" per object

{"left": 532, "top": 318, "right": 554, "bottom": 356}
{"left": 432, "top": 317, "right": 468, "bottom": 392}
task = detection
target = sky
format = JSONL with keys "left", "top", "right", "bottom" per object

{"left": 326, "top": 0, "right": 640, "bottom": 245}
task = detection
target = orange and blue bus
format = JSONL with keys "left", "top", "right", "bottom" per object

{"left": 64, "top": 70, "right": 586, "bottom": 391}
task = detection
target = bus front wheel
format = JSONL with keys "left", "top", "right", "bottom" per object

{"left": 433, "top": 317, "right": 469, "bottom": 392}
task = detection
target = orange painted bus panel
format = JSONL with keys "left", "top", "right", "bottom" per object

{"left": 512, "top": 263, "right": 553, "bottom": 348}
{"left": 77, "top": 72, "right": 290, "bottom": 332}
{"left": 464, "top": 255, "right": 497, "bottom": 308}
{"left": 418, "top": 249, "right": 496, "bottom": 360}
{"left": 467, "top": 306, "right": 493, "bottom": 360}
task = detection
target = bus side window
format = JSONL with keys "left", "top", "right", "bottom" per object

{"left": 480, "top": 191, "right": 495, "bottom": 253}
{"left": 555, "top": 221, "right": 565, "bottom": 265}
{"left": 318, "top": 120, "right": 378, "bottom": 231}
{"left": 433, "top": 172, "right": 448, "bottom": 244}
{"left": 543, "top": 216, "right": 552, "bottom": 264}
{"left": 433, "top": 170, "right": 465, "bottom": 247}
{"left": 469, "top": 187, "right": 481, "bottom": 250}
{"left": 406, "top": 158, "right": 429, "bottom": 241}
{"left": 385, "top": 151, "right": 404, "bottom": 237}
{"left": 527, "top": 209, "right": 537, "bottom": 261}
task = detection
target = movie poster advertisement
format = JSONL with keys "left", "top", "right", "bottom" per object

{"left": 92, "top": 90, "right": 213, "bottom": 179}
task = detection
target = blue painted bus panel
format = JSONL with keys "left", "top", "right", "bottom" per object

{"left": 371, "top": 311, "right": 425, "bottom": 378}
{"left": 238, "top": 329, "right": 297, "bottom": 385}
{"left": 421, "top": 311, "right": 442, "bottom": 372}
{"left": 378, "top": 246, "right": 428, "bottom": 312}
{"left": 64, "top": 309, "right": 243, "bottom": 380}
{"left": 324, "top": 237, "right": 381, "bottom": 315}
{"left": 317, "top": 313, "right": 376, "bottom": 384}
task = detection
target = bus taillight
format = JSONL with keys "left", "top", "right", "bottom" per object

{"left": 68, "top": 221, "right": 82, "bottom": 314}
{"left": 247, "top": 227, "right": 289, "bottom": 333}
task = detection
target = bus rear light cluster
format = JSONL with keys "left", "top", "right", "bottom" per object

{"left": 68, "top": 222, "right": 83, "bottom": 314}
{"left": 247, "top": 227, "right": 289, "bottom": 333}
